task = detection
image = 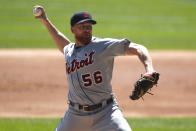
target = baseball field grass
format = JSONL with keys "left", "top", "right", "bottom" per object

{"left": 0, "top": 117, "right": 196, "bottom": 131}
{"left": 0, "top": 0, "right": 196, "bottom": 49}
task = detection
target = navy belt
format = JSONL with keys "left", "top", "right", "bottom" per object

{"left": 69, "top": 97, "right": 113, "bottom": 111}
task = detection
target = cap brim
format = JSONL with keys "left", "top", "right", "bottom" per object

{"left": 75, "top": 19, "right": 96, "bottom": 25}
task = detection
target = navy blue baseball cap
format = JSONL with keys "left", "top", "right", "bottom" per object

{"left": 70, "top": 11, "right": 96, "bottom": 26}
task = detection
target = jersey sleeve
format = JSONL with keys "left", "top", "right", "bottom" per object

{"left": 103, "top": 38, "right": 130, "bottom": 56}
{"left": 63, "top": 43, "right": 75, "bottom": 60}
{"left": 63, "top": 45, "right": 68, "bottom": 55}
{"left": 63, "top": 43, "right": 75, "bottom": 55}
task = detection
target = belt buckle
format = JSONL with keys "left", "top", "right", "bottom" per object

{"left": 83, "top": 105, "right": 89, "bottom": 111}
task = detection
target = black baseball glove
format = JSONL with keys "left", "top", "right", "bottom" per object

{"left": 130, "top": 72, "right": 160, "bottom": 100}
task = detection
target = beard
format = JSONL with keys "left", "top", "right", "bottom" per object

{"left": 75, "top": 32, "right": 92, "bottom": 45}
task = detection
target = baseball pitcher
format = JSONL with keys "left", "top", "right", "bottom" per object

{"left": 34, "top": 5, "right": 159, "bottom": 131}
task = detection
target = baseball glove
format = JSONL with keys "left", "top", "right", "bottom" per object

{"left": 130, "top": 72, "right": 160, "bottom": 100}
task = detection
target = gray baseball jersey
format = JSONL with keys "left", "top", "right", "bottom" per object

{"left": 55, "top": 37, "right": 132, "bottom": 131}
{"left": 63, "top": 37, "right": 130, "bottom": 105}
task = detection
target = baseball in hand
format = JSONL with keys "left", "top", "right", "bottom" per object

{"left": 33, "top": 8, "right": 42, "bottom": 16}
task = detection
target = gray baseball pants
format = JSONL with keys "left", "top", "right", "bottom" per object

{"left": 55, "top": 102, "right": 132, "bottom": 131}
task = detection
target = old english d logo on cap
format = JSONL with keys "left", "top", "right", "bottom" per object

{"left": 83, "top": 12, "right": 89, "bottom": 18}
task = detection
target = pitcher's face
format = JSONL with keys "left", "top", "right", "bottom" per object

{"left": 71, "top": 22, "right": 93, "bottom": 45}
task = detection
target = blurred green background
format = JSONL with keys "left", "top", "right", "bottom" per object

{"left": 0, "top": 0, "right": 196, "bottom": 49}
